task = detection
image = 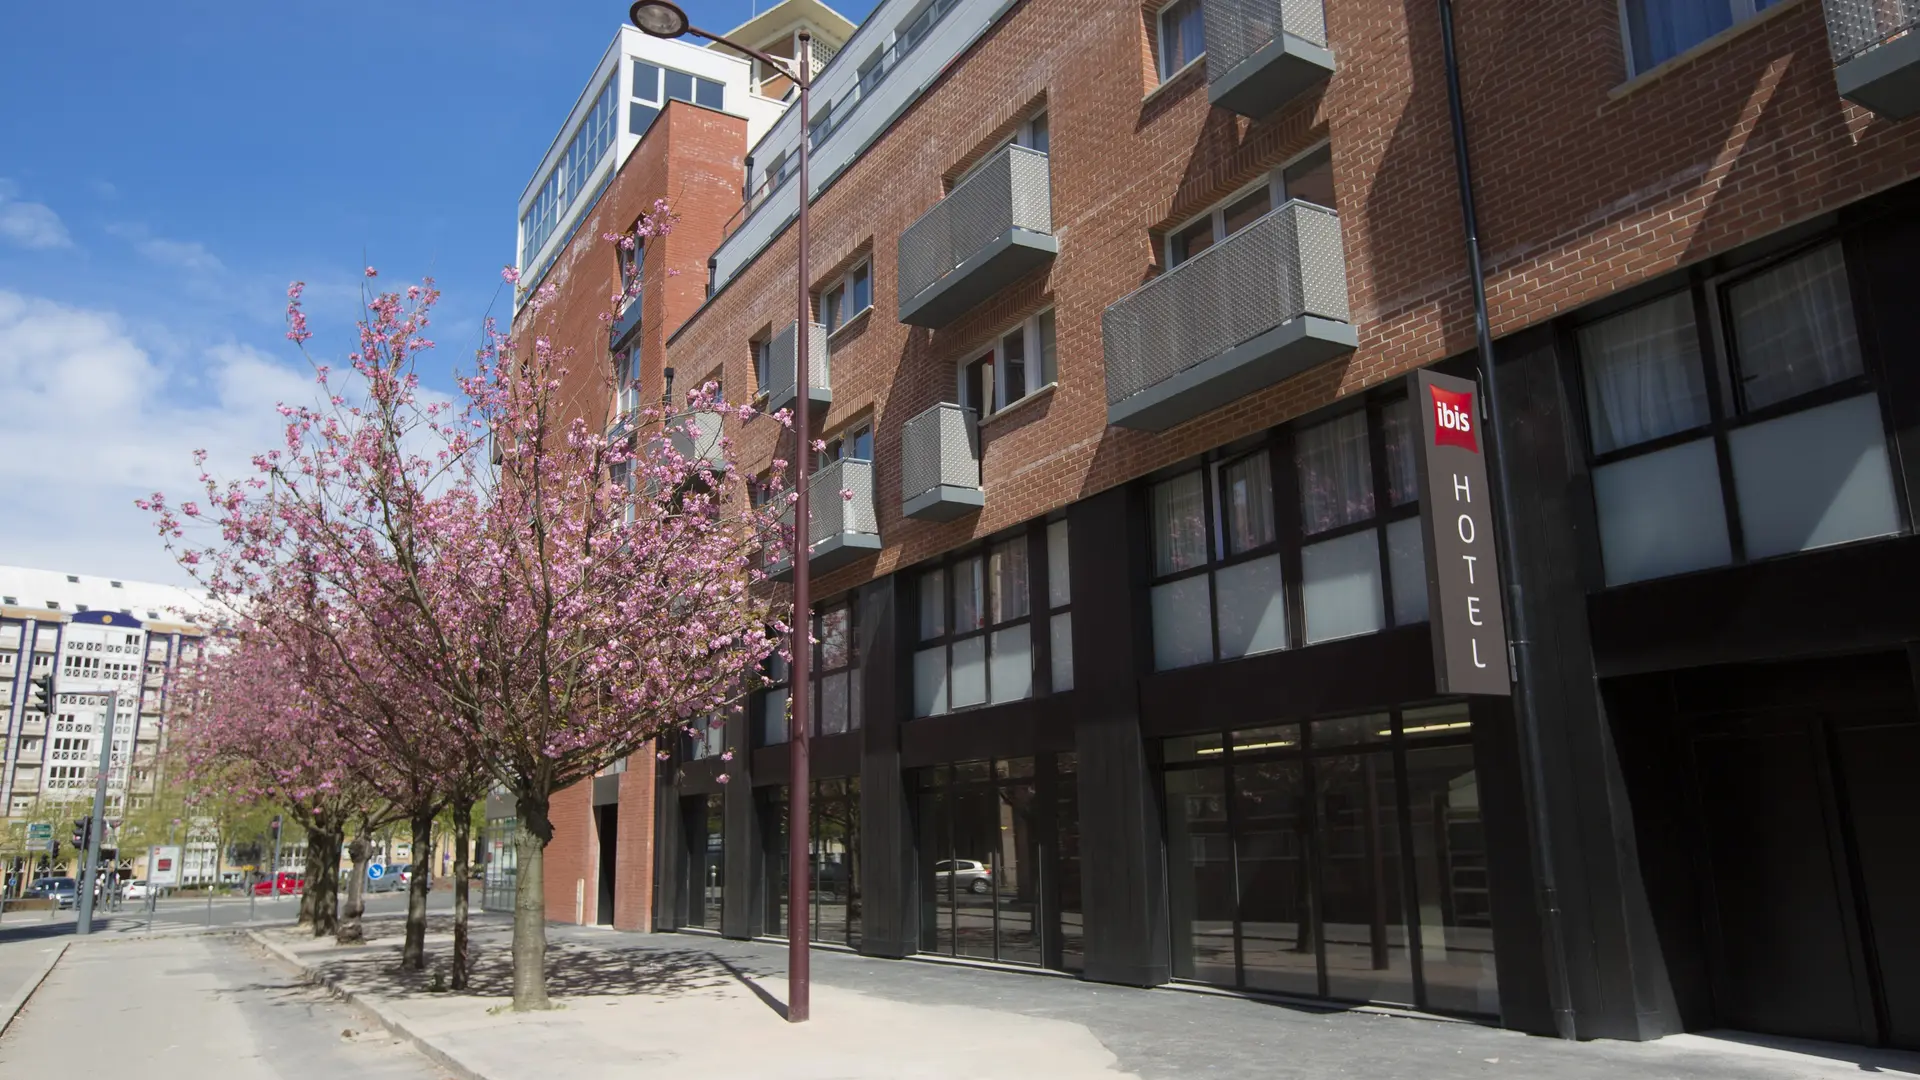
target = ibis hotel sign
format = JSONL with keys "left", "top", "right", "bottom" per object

{"left": 1413, "top": 370, "right": 1511, "bottom": 696}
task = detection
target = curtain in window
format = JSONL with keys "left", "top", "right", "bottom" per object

{"left": 919, "top": 570, "right": 946, "bottom": 640}
{"left": 990, "top": 539, "right": 1030, "bottom": 623}
{"left": 1624, "top": 0, "right": 1733, "bottom": 72}
{"left": 953, "top": 556, "right": 985, "bottom": 633}
{"left": 1381, "top": 398, "right": 1418, "bottom": 506}
{"left": 1153, "top": 472, "right": 1210, "bottom": 575}
{"left": 1160, "top": 0, "right": 1205, "bottom": 74}
{"left": 1726, "top": 244, "right": 1863, "bottom": 411}
{"left": 1219, "top": 453, "right": 1276, "bottom": 556}
{"left": 1578, "top": 292, "right": 1709, "bottom": 454}
{"left": 1296, "top": 411, "right": 1375, "bottom": 534}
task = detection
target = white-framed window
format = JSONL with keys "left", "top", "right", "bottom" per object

{"left": 752, "top": 334, "right": 773, "bottom": 398}
{"left": 629, "top": 59, "right": 724, "bottom": 137}
{"left": 820, "top": 259, "right": 873, "bottom": 334}
{"left": 1157, "top": 0, "right": 1207, "bottom": 80}
{"left": 960, "top": 309, "right": 1058, "bottom": 419}
{"left": 519, "top": 72, "right": 618, "bottom": 269}
{"left": 1619, "top": 0, "right": 1783, "bottom": 76}
{"left": 613, "top": 350, "right": 641, "bottom": 418}
{"left": 819, "top": 419, "right": 874, "bottom": 467}
{"left": 616, "top": 233, "right": 642, "bottom": 310}
{"left": 1166, "top": 144, "right": 1336, "bottom": 268}
{"left": 955, "top": 112, "right": 1051, "bottom": 189}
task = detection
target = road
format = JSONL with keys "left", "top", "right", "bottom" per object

{"left": 1, "top": 888, "right": 457, "bottom": 935}
{"left": 0, "top": 931, "right": 451, "bottom": 1077}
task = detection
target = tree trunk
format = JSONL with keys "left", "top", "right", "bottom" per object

{"left": 452, "top": 807, "right": 473, "bottom": 991}
{"left": 337, "top": 834, "right": 370, "bottom": 945}
{"left": 403, "top": 808, "right": 433, "bottom": 970}
{"left": 510, "top": 788, "right": 554, "bottom": 1011}
{"left": 298, "top": 831, "right": 319, "bottom": 927}
{"left": 309, "top": 828, "right": 342, "bottom": 937}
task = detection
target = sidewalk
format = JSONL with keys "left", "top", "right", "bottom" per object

{"left": 253, "top": 913, "right": 1920, "bottom": 1080}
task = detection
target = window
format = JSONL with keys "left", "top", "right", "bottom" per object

{"left": 520, "top": 72, "right": 618, "bottom": 268}
{"left": 820, "top": 260, "right": 873, "bottom": 334}
{"left": 1578, "top": 242, "right": 1899, "bottom": 585}
{"left": 955, "top": 112, "right": 1051, "bottom": 190}
{"left": 612, "top": 350, "right": 641, "bottom": 418}
{"left": 914, "top": 530, "right": 1058, "bottom": 716}
{"left": 616, "top": 233, "right": 642, "bottom": 308}
{"left": 630, "top": 60, "right": 724, "bottom": 137}
{"left": 960, "top": 309, "right": 1057, "bottom": 419}
{"left": 1621, "top": 0, "right": 1782, "bottom": 75}
{"left": 1149, "top": 396, "right": 1425, "bottom": 671}
{"left": 1046, "top": 519, "right": 1074, "bottom": 692}
{"left": 752, "top": 335, "right": 773, "bottom": 398}
{"left": 755, "top": 600, "right": 864, "bottom": 744}
{"left": 1157, "top": 0, "right": 1206, "bottom": 79}
{"left": 1166, "top": 145, "right": 1336, "bottom": 268}
{"left": 819, "top": 420, "right": 874, "bottom": 467}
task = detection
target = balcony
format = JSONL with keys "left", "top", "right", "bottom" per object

{"left": 901, "top": 403, "right": 984, "bottom": 521}
{"left": 1104, "top": 201, "right": 1355, "bottom": 431}
{"left": 897, "top": 145, "right": 1056, "bottom": 329}
{"left": 667, "top": 409, "right": 727, "bottom": 471}
{"left": 1205, "top": 0, "right": 1335, "bottom": 117}
{"left": 767, "top": 457, "right": 881, "bottom": 581}
{"left": 1826, "top": 0, "right": 1920, "bottom": 118}
{"left": 766, "top": 320, "right": 831, "bottom": 421}
{"left": 609, "top": 299, "right": 643, "bottom": 352}
{"left": 607, "top": 407, "right": 640, "bottom": 445}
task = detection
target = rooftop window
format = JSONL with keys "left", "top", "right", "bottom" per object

{"left": 519, "top": 72, "right": 619, "bottom": 270}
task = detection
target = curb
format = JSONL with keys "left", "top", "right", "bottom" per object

{"left": 246, "top": 930, "right": 494, "bottom": 1080}
{"left": 0, "top": 940, "right": 68, "bottom": 1038}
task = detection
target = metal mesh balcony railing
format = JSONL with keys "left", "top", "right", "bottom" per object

{"left": 667, "top": 410, "right": 726, "bottom": 469}
{"left": 898, "top": 145, "right": 1053, "bottom": 311}
{"left": 1205, "top": 0, "right": 1328, "bottom": 78}
{"left": 769, "top": 457, "right": 879, "bottom": 575}
{"left": 901, "top": 403, "right": 981, "bottom": 505}
{"left": 765, "top": 320, "right": 831, "bottom": 413}
{"left": 1826, "top": 0, "right": 1920, "bottom": 63}
{"left": 1104, "top": 201, "right": 1349, "bottom": 409}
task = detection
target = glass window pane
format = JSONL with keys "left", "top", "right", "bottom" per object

{"left": 1382, "top": 398, "right": 1419, "bottom": 506}
{"left": 632, "top": 61, "right": 661, "bottom": 101}
{"left": 990, "top": 538, "right": 1030, "bottom": 623}
{"left": 851, "top": 263, "right": 872, "bottom": 312}
{"left": 1727, "top": 245, "right": 1863, "bottom": 411}
{"left": 919, "top": 569, "right": 946, "bottom": 640}
{"left": 820, "top": 671, "right": 849, "bottom": 735}
{"left": 1170, "top": 216, "right": 1215, "bottom": 266}
{"left": 1386, "top": 517, "right": 1428, "bottom": 625}
{"left": 1002, "top": 327, "right": 1028, "bottom": 407}
{"left": 1046, "top": 519, "right": 1071, "bottom": 608}
{"left": 1297, "top": 411, "right": 1375, "bottom": 534}
{"left": 761, "top": 688, "right": 790, "bottom": 745}
{"left": 1402, "top": 703, "right": 1471, "bottom": 739}
{"left": 665, "top": 67, "right": 695, "bottom": 102}
{"left": 1302, "top": 530, "right": 1385, "bottom": 644}
{"left": 1233, "top": 724, "right": 1301, "bottom": 751}
{"left": 1049, "top": 612, "right": 1073, "bottom": 693}
{"left": 1625, "top": 0, "right": 1733, "bottom": 73}
{"left": 1214, "top": 553, "right": 1288, "bottom": 659}
{"left": 989, "top": 624, "right": 1033, "bottom": 704}
{"left": 1153, "top": 471, "right": 1210, "bottom": 576}
{"left": 1026, "top": 111, "right": 1049, "bottom": 155}
{"left": 694, "top": 77, "right": 724, "bottom": 110}
{"left": 1237, "top": 757, "right": 1319, "bottom": 996}
{"left": 1405, "top": 743, "right": 1500, "bottom": 1015}
{"left": 818, "top": 605, "right": 851, "bottom": 670}
{"left": 1222, "top": 186, "right": 1272, "bottom": 237}
{"left": 1164, "top": 732, "right": 1224, "bottom": 763}
{"left": 1593, "top": 438, "right": 1732, "bottom": 585}
{"left": 628, "top": 102, "right": 660, "bottom": 136}
{"left": 913, "top": 647, "right": 948, "bottom": 718}
{"left": 1728, "top": 394, "right": 1899, "bottom": 559}
{"left": 1578, "top": 292, "right": 1709, "bottom": 454}
{"left": 1160, "top": 0, "right": 1206, "bottom": 75}
{"left": 1219, "top": 451, "right": 1276, "bottom": 555}
{"left": 1282, "top": 145, "right": 1336, "bottom": 210}
{"left": 950, "top": 635, "right": 987, "bottom": 709}
{"left": 1318, "top": 752, "right": 1414, "bottom": 1004}
{"left": 1152, "top": 576, "right": 1214, "bottom": 670}
{"left": 1165, "top": 766, "right": 1235, "bottom": 984}
{"left": 953, "top": 556, "right": 984, "bottom": 632}
{"left": 1037, "top": 309, "right": 1058, "bottom": 385}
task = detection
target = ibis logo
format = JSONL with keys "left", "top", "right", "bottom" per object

{"left": 1430, "top": 384, "right": 1478, "bottom": 452}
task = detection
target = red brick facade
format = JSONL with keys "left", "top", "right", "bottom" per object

{"left": 664, "top": 0, "right": 1919, "bottom": 605}
{"left": 513, "top": 101, "right": 750, "bottom": 930}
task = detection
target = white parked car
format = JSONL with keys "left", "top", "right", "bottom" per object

{"left": 933, "top": 859, "right": 993, "bottom": 895}
{"left": 121, "top": 879, "right": 155, "bottom": 901}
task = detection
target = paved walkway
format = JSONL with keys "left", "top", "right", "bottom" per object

{"left": 255, "top": 913, "right": 1920, "bottom": 1080}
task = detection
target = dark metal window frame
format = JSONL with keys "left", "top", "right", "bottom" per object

{"left": 912, "top": 521, "right": 1059, "bottom": 717}
{"left": 755, "top": 596, "right": 863, "bottom": 746}
{"left": 1570, "top": 235, "right": 1909, "bottom": 570}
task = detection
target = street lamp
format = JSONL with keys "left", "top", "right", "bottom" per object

{"left": 631, "top": 0, "right": 818, "bottom": 1026}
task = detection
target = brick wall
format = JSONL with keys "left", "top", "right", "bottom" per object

{"left": 660, "top": 0, "right": 1919, "bottom": 601}
{"left": 512, "top": 101, "right": 748, "bottom": 927}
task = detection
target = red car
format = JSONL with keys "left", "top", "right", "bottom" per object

{"left": 252, "top": 872, "right": 305, "bottom": 896}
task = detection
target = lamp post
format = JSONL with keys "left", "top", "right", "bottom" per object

{"left": 631, "top": 0, "right": 816, "bottom": 1024}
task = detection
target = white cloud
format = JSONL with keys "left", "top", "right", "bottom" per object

{"left": 0, "top": 182, "right": 73, "bottom": 250}
{"left": 107, "top": 224, "right": 224, "bottom": 273}
{"left": 0, "top": 290, "right": 315, "bottom": 585}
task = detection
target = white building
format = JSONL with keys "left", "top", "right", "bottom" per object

{"left": 0, "top": 566, "right": 208, "bottom": 872}
{"left": 513, "top": 0, "right": 854, "bottom": 312}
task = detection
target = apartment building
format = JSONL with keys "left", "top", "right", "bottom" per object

{"left": 503, "top": 0, "right": 856, "bottom": 930}
{"left": 0, "top": 566, "right": 206, "bottom": 881}
{"left": 524, "top": 0, "right": 1920, "bottom": 1049}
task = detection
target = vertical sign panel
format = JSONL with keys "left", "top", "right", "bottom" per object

{"left": 1413, "top": 370, "right": 1511, "bottom": 696}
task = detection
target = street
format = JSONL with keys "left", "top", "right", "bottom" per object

{"left": 0, "top": 932, "right": 448, "bottom": 1078}
{"left": 0, "top": 888, "right": 455, "bottom": 935}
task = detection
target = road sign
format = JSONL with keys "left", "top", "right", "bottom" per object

{"left": 368, "top": 862, "right": 386, "bottom": 880}
{"left": 26, "top": 822, "right": 51, "bottom": 840}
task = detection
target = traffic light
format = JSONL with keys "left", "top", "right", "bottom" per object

{"left": 28, "top": 674, "right": 53, "bottom": 712}
{"left": 71, "top": 816, "right": 92, "bottom": 852}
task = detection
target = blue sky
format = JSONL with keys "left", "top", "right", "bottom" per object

{"left": 0, "top": 0, "right": 870, "bottom": 587}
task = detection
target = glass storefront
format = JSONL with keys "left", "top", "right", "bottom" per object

{"left": 1162, "top": 703, "right": 1496, "bottom": 1015}
{"left": 760, "top": 778, "right": 863, "bottom": 946}
{"left": 481, "top": 811, "right": 517, "bottom": 914}
{"left": 681, "top": 793, "right": 725, "bottom": 930}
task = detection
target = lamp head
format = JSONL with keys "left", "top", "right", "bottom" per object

{"left": 629, "top": 0, "right": 690, "bottom": 37}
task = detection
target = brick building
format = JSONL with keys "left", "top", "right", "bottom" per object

{"left": 541, "top": 0, "right": 1920, "bottom": 1050}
